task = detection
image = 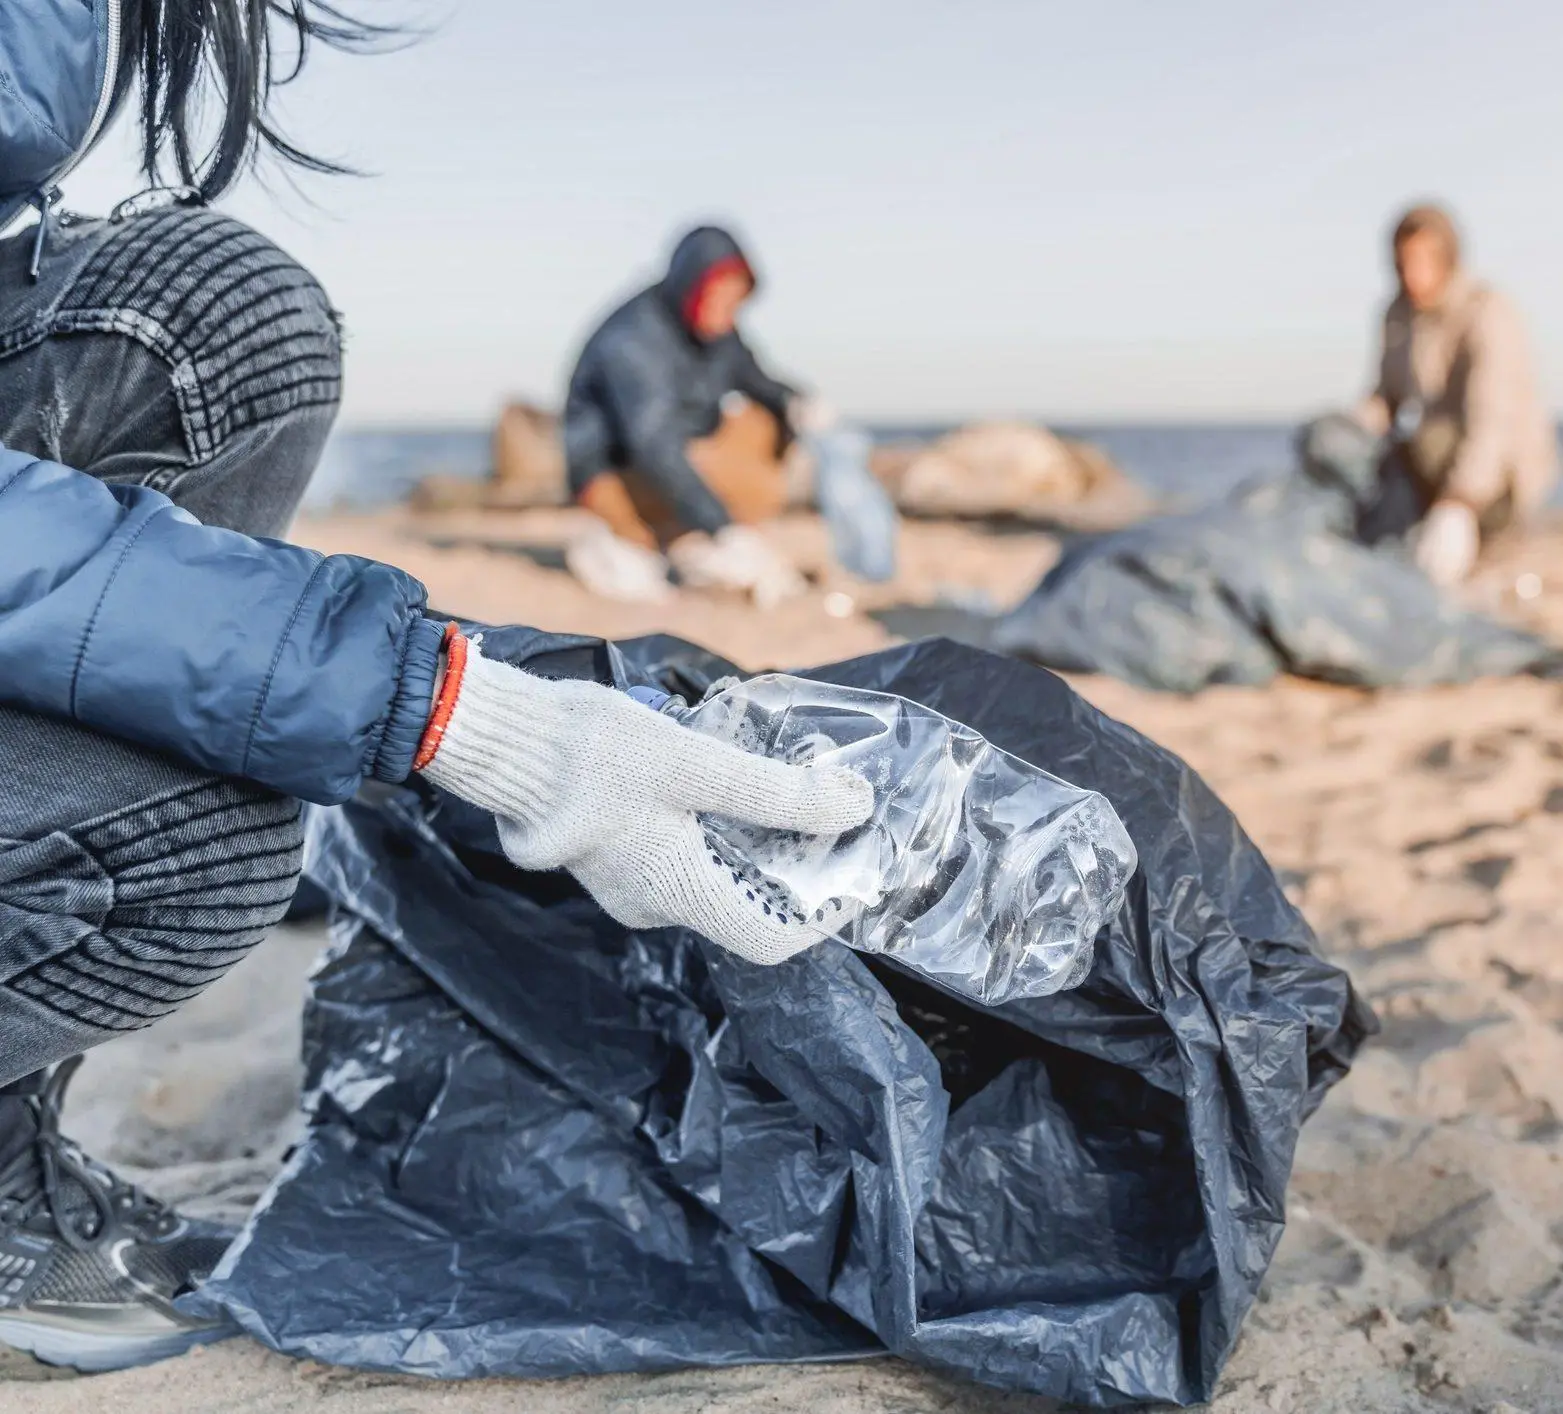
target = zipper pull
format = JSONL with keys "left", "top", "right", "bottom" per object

{"left": 27, "top": 188, "right": 60, "bottom": 282}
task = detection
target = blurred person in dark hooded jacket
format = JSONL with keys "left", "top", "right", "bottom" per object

{"left": 563, "top": 226, "right": 824, "bottom": 606}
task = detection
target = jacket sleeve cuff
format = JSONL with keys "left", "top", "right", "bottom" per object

{"left": 674, "top": 472, "right": 732, "bottom": 534}
{"left": 686, "top": 501, "right": 732, "bottom": 535}
{"left": 371, "top": 613, "right": 447, "bottom": 783}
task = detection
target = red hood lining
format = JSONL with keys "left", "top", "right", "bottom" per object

{"left": 681, "top": 255, "right": 754, "bottom": 333}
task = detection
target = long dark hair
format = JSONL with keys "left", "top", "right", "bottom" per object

{"left": 115, "top": 1, "right": 402, "bottom": 201}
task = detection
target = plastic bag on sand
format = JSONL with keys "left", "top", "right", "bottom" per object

{"left": 203, "top": 630, "right": 1373, "bottom": 1407}
{"left": 991, "top": 415, "right": 1560, "bottom": 691}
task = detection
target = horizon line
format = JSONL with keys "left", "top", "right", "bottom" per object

{"left": 329, "top": 412, "right": 1374, "bottom": 434}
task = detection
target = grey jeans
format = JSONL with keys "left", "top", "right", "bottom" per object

{"left": 0, "top": 201, "right": 342, "bottom": 1091}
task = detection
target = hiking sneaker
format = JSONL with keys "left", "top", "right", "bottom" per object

{"left": 0, "top": 1058, "right": 236, "bottom": 1372}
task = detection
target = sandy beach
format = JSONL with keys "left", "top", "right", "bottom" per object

{"left": 9, "top": 505, "right": 1563, "bottom": 1413}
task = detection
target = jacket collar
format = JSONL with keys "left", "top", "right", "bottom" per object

{"left": 0, "top": 0, "right": 123, "bottom": 237}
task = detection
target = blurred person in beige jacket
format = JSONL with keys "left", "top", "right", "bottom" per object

{"left": 1356, "top": 204, "right": 1557, "bottom": 585}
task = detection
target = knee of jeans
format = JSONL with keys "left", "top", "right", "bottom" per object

{"left": 59, "top": 207, "right": 343, "bottom": 465}
{"left": 6, "top": 780, "right": 304, "bottom": 1037}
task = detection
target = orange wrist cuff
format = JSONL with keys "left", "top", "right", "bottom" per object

{"left": 413, "top": 622, "right": 469, "bottom": 772}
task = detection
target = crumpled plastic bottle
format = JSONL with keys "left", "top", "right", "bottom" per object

{"left": 633, "top": 673, "right": 1137, "bottom": 1006}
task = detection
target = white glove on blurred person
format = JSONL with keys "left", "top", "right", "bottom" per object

{"left": 667, "top": 524, "right": 808, "bottom": 609}
{"left": 1414, "top": 499, "right": 1480, "bottom": 587}
{"left": 420, "top": 642, "right": 872, "bottom": 964}
{"left": 564, "top": 520, "right": 674, "bottom": 603}
{"left": 789, "top": 395, "right": 839, "bottom": 436}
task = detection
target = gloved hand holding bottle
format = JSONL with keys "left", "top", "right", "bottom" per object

{"left": 415, "top": 631, "right": 872, "bottom": 963}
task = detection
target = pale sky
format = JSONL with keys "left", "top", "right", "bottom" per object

{"left": 64, "top": 0, "right": 1563, "bottom": 425}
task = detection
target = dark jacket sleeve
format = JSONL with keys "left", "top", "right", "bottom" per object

{"left": 597, "top": 342, "right": 732, "bottom": 536}
{"left": 0, "top": 448, "right": 444, "bottom": 805}
{"left": 729, "top": 335, "right": 799, "bottom": 440}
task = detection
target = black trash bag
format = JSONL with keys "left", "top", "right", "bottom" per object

{"left": 282, "top": 876, "right": 331, "bottom": 923}
{"left": 205, "top": 634, "right": 1374, "bottom": 1406}
{"left": 991, "top": 415, "right": 1559, "bottom": 691}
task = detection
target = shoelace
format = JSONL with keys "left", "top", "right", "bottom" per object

{"left": 0, "top": 1058, "right": 177, "bottom": 1252}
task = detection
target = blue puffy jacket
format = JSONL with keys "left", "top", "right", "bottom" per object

{"left": 0, "top": 1, "right": 443, "bottom": 805}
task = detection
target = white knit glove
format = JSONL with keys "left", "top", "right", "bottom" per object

{"left": 420, "top": 645, "right": 872, "bottom": 964}
{"left": 563, "top": 521, "right": 674, "bottom": 603}
{"left": 789, "top": 394, "right": 840, "bottom": 435}
{"left": 1414, "top": 499, "right": 1480, "bottom": 587}
{"left": 668, "top": 525, "right": 808, "bottom": 609}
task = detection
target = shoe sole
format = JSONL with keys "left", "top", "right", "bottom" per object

{"left": 0, "top": 1312, "right": 234, "bottom": 1373}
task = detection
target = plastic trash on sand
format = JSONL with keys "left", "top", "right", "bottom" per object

{"left": 809, "top": 426, "right": 898, "bottom": 582}
{"left": 204, "top": 629, "right": 1375, "bottom": 1407}
{"left": 665, "top": 673, "right": 1136, "bottom": 1006}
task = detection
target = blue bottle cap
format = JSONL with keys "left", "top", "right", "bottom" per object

{"left": 624, "top": 685, "right": 672, "bottom": 712}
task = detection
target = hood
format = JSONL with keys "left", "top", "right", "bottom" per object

{"left": 659, "top": 225, "right": 756, "bottom": 329}
{"left": 0, "top": 0, "right": 123, "bottom": 234}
